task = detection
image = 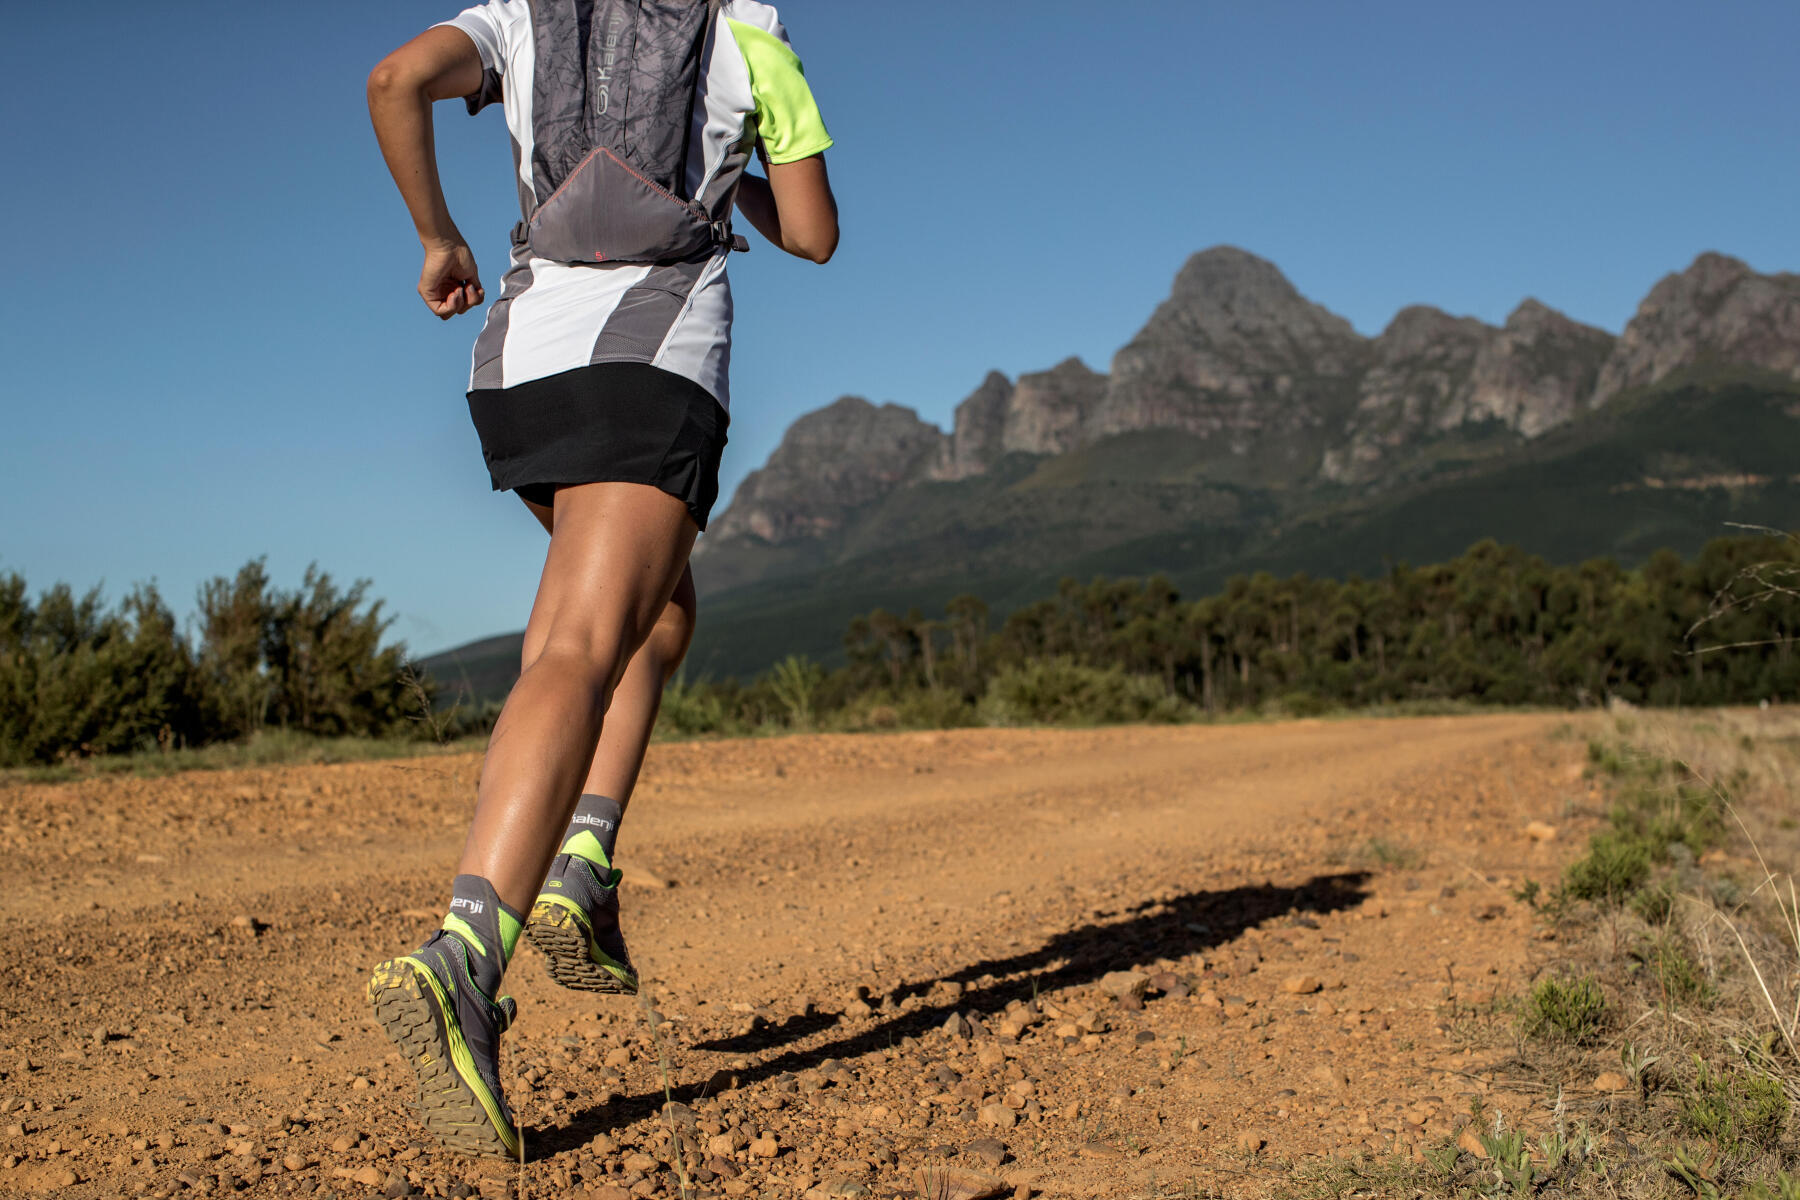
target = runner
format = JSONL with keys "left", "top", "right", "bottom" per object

{"left": 363, "top": 0, "right": 837, "bottom": 1158}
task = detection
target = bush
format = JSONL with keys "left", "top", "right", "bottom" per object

{"left": 656, "top": 676, "right": 733, "bottom": 738}
{"left": 1274, "top": 689, "right": 1333, "bottom": 718}
{"left": 0, "top": 582, "right": 200, "bottom": 765}
{"left": 1630, "top": 881, "right": 1677, "bottom": 925}
{"left": 894, "top": 688, "right": 978, "bottom": 729}
{"left": 1639, "top": 933, "right": 1714, "bottom": 1010}
{"left": 1522, "top": 975, "right": 1610, "bottom": 1044}
{"left": 1610, "top": 776, "right": 1723, "bottom": 861}
{"left": 0, "top": 562, "right": 417, "bottom": 766}
{"left": 1563, "top": 832, "right": 1652, "bottom": 904}
{"left": 1741, "top": 1171, "right": 1800, "bottom": 1200}
{"left": 977, "top": 658, "right": 1191, "bottom": 727}
{"left": 1679, "top": 1059, "right": 1789, "bottom": 1149}
{"left": 768, "top": 655, "right": 824, "bottom": 729}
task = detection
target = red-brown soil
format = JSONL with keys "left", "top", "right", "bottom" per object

{"left": 0, "top": 714, "right": 1595, "bottom": 1198}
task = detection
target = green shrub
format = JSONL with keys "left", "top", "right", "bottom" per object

{"left": 1522, "top": 975, "right": 1609, "bottom": 1044}
{"left": 1740, "top": 1171, "right": 1800, "bottom": 1200}
{"left": 767, "top": 654, "right": 824, "bottom": 729}
{"left": 977, "top": 658, "right": 1190, "bottom": 727}
{"left": 894, "top": 688, "right": 977, "bottom": 729}
{"left": 1610, "top": 777, "right": 1723, "bottom": 861}
{"left": 1640, "top": 933, "right": 1713, "bottom": 1010}
{"left": 1563, "top": 832, "right": 1653, "bottom": 903}
{"left": 1587, "top": 738, "right": 1630, "bottom": 776}
{"left": 656, "top": 676, "right": 732, "bottom": 737}
{"left": 1274, "top": 689, "right": 1332, "bottom": 717}
{"left": 1630, "top": 881, "right": 1677, "bottom": 925}
{"left": 1678, "top": 1059, "right": 1789, "bottom": 1149}
{"left": 1, "top": 562, "right": 415, "bottom": 765}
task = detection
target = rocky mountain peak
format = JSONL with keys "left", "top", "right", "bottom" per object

{"left": 1591, "top": 252, "right": 1800, "bottom": 405}
{"left": 1461, "top": 300, "right": 1613, "bottom": 438}
{"left": 1006, "top": 357, "right": 1107, "bottom": 457}
{"left": 700, "top": 396, "right": 946, "bottom": 548}
{"left": 1157, "top": 246, "right": 1362, "bottom": 356}
{"left": 1322, "top": 308, "right": 1489, "bottom": 483}
{"left": 1375, "top": 305, "right": 1488, "bottom": 360}
{"left": 1322, "top": 297, "right": 1615, "bottom": 483}
{"left": 703, "top": 247, "right": 1795, "bottom": 559}
{"left": 1088, "top": 246, "right": 1367, "bottom": 461}
{"left": 936, "top": 371, "right": 1014, "bottom": 481}
{"left": 1504, "top": 297, "right": 1559, "bottom": 330}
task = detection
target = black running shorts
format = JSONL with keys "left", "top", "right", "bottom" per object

{"left": 466, "top": 362, "right": 729, "bottom": 530}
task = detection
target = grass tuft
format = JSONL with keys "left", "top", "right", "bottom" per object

{"left": 1522, "top": 974, "right": 1610, "bottom": 1045}
{"left": 1677, "top": 1058, "right": 1790, "bottom": 1150}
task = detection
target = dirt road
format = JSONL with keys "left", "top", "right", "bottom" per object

{"left": 0, "top": 714, "right": 1591, "bottom": 1198}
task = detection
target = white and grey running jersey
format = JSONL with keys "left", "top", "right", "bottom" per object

{"left": 438, "top": 0, "right": 832, "bottom": 407}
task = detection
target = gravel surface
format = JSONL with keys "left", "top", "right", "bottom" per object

{"left": 0, "top": 714, "right": 1591, "bottom": 1198}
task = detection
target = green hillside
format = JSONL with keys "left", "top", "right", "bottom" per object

{"left": 422, "top": 377, "right": 1798, "bottom": 698}
{"left": 683, "top": 377, "right": 1798, "bottom": 680}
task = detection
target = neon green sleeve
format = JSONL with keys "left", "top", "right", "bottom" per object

{"left": 726, "top": 18, "right": 834, "bottom": 165}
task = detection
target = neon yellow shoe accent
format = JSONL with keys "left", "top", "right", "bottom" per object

{"left": 440, "top": 913, "right": 488, "bottom": 957}
{"left": 497, "top": 908, "right": 522, "bottom": 959}
{"left": 559, "top": 829, "right": 613, "bottom": 870}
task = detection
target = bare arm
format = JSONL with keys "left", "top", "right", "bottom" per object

{"left": 735, "top": 153, "right": 839, "bottom": 264}
{"left": 367, "top": 27, "right": 488, "bottom": 318}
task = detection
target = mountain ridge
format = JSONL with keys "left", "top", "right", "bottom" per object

{"left": 695, "top": 247, "right": 1798, "bottom": 575}
{"left": 421, "top": 249, "right": 1800, "bottom": 692}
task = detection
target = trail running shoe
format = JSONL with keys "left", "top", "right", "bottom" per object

{"left": 527, "top": 852, "right": 638, "bottom": 994}
{"left": 367, "top": 932, "right": 522, "bottom": 1159}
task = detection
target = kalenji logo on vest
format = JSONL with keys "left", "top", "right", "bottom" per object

{"left": 594, "top": 10, "right": 627, "bottom": 114}
{"left": 450, "top": 897, "right": 485, "bottom": 916}
{"left": 572, "top": 815, "right": 616, "bottom": 831}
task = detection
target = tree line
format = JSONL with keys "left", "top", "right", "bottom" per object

{"left": 0, "top": 560, "right": 419, "bottom": 766}
{"left": 663, "top": 534, "right": 1799, "bottom": 734}
{"left": 5, "top": 534, "right": 1794, "bottom": 765}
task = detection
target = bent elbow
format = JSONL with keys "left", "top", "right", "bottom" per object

{"left": 367, "top": 54, "right": 428, "bottom": 101}
{"left": 367, "top": 58, "right": 403, "bottom": 98}
{"left": 801, "top": 227, "right": 840, "bottom": 265}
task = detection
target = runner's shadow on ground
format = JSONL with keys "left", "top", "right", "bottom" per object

{"left": 529, "top": 871, "right": 1370, "bottom": 1157}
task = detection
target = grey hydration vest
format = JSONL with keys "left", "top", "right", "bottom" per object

{"left": 521, "top": 0, "right": 749, "bottom": 265}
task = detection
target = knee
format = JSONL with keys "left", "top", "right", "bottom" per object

{"left": 643, "top": 604, "right": 696, "bottom": 679}
{"left": 533, "top": 635, "right": 630, "bottom": 701}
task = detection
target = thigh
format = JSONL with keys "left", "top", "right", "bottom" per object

{"left": 521, "top": 491, "right": 554, "bottom": 535}
{"left": 521, "top": 482, "right": 698, "bottom": 670}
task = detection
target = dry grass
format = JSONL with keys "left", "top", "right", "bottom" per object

{"left": 1286, "top": 707, "right": 1800, "bottom": 1199}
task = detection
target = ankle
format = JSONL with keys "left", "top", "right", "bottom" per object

{"left": 440, "top": 874, "right": 524, "bottom": 995}
{"left": 561, "top": 794, "right": 624, "bottom": 868}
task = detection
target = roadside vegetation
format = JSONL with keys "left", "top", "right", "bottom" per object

{"left": 0, "top": 559, "right": 430, "bottom": 770}
{"left": 5, "top": 531, "right": 1794, "bottom": 776}
{"left": 1285, "top": 706, "right": 1800, "bottom": 1199}
{"left": 647, "top": 532, "right": 1798, "bottom": 739}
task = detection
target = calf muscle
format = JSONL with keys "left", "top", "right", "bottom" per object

{"left": 457, "top": 482, "right": 697, "bottom": 912}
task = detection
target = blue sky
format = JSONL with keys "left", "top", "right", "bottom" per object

{"left": 3, "top": 1, "right": 1796, "bottom": 655}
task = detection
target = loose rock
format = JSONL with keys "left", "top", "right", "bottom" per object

{"left": 1098, "top": 971, "right": 1149, "bottom": 1000}
{"left": 976, "top": 1104, "right": 1015, "bottom": 1130}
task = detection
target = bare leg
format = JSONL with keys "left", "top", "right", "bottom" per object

{"left": 457, "top": 482, "right": 696, "bottom": 914}
{"left": 579, "top": 569, "right": 695, "bottom": 804}
{"left": 520, "top": 495, "right": 697, "bottom": 814}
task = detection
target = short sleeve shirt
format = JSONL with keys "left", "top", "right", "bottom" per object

{"left": 435, "top": 0, "right": 832, "bottom": 405}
